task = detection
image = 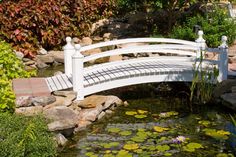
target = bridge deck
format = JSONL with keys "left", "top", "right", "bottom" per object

{"left": 45, "top": 57, "right": 195, "bottom": 92}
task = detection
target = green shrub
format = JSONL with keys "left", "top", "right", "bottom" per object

{"left": 0, "top": 0, "right": 115, "bottom": 57}
{"left": 0, "top": 40, "right": 33, "bottom": 112}
{"left": 0, "top": 113, "right": 57, "bottom": 157}
{"left": 171, "top": 7, "right": 236, "bottom": 47}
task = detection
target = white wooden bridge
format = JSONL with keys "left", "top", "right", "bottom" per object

{"left": 45, "top": 31, "right": 228, "bottom": 100}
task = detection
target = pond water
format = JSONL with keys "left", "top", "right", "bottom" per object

{"left": 59, "top": 88, "right": 236, "bottom": 157}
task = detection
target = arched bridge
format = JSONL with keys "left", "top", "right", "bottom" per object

{"left": 45, "top": 31, "right": 228, "bottom": 100}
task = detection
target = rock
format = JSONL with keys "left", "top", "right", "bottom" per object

{"left": 69, "top": 102, "right": 82, "bottom": 115}
{"left": 15, "top": 51, "right": 24, "bottom": 59}
{"left": 74, "top": 120, "right": 92, "bottom": 132}
{"left": 55, "top": 133, "right": 68, "bottom": 147}
{"left": 109, "top": 55, "right": 122, "bottom": 62}
{"left": 48, "top": 119, "right": 77, "bottom": 132}
{"left": 44, "top": 94, "right": 76, "bottom": 109}
{"left": 229, "top": 56, "right": 236, "bottom": 64}
{"left": 25, "top": 65, "right": 37, "bottom": 71}
{"left": 91, "top": 18, "right": 109, "bottom": 34}
{"left": 43, "top": 106, "right": 78, "bottom": 122}
{"left": 103, "top": 33, "right": 113, "bottom": 40}
{"left": 16, "top": 96, "right": 32, "bottom": 108}
{"left": 93, "top": 36, "right": 103, "bottom": 41}
{"left": 54, "top": 71, "right": 63, "bottom": 76}
{"left": 36, "top": 59, "right": 49, "bottom": 69}
{"left": 221, "top": 93, "right": 236, "bottom": 110}
{"left": 37, "top": 54, "right": 54, "bottom": 64}
{"left": 24, "top": 60, "right": 35, "bottom": 66}
{"left": 76, "top": 95, "right": 123, "bottom": 109}
{"left": 31, "top": 96, "right": 56, "bottom": 107}
{"left": 72, "top": 37, "right": 80, "bottom": 44}
{"left": 97, "top": 111, "right": 106, "bottom": 120}
{"left": 78, "top": 106, "right": 103, "bottom": 122}
{"left": 105, "top": 110, "right": 113, "bottom": 114}
{"left": 38, "top": 47, "right": 48, "bottom": 55}
{"left": 124, "top": 101, "right": 129, "bottom": 106}
{"left": 80, "top": 37, "right": 93, "bottom": 46}
{"left": 214, "top": 79, "right": 236, "bottom": 98}
{"left": 82, "top": 48, "right": 102, "bottom": 56}
{"left": 15, "top": 106, "right": 43, "bottom": 116}
{"left": 232, "top": 86, "right": 236, "bottom": 93}
{"left": 48, "top": 51, "right": 64, "bottom": 63}
{"left": 53, "top": 90, "right": 77, "bottom": 97}
{"left": 22, "top": 57, "right": 31, "bottom": 62}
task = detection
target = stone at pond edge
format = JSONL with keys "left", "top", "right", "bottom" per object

{"left": 98, "top": 111, "right": 106, "bottom": 120}
{"left": 74, "top": 120, "right": 92, "bottom": 132}
{"left": 31, "top": 95, "right": 56, "bottom": 107}
{"left": 78, "top": 105, "right": 103, "bottom": 122}
{"left": 48, "top": 119, "right": 77, "bottom": 132}
{"left": 15, "top": 106, "right": 43, "bottom": 116}
{"left": 48, "top": 51, "right": 64, "bottom": 63}
{"left": 76, "top": 95, "right": 123, "bottom": 109}
{"left": 221, "top": 93, "right": 236, "bottom": 110}
{"left": 37, "top": 54, "right": 55, "bottom": 64}
{"left": 54, "top": 133, "right": 68, "bottom": 147}
{"left": 16, "top": 96, "right": 32, "bottom": 107}
{"left": 44, "top": 94, "right": 76, "bottom": 109}
{"left": 53, "top": 90, "right": 76, "bottom": 97}
{"left": 43, "top": 106, "right": 78, "bottom": 122}
{"left": 214, "top": 79, "right": 236, "bottom": 98}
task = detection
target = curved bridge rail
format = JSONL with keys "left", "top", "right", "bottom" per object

{"left": 46, "top": 31, "right": 228, "bottom": 100}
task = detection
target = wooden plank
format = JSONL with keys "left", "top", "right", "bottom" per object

{"left": 57, "top": 75, "right": 68, "bottom": 89}
{"left": 61, "top": 74, "right": 73, "bottom": 88}
{"left": 46, "top": 77, "right": 58, "bottom": 91}
{"left": 51, "top": 76, "right": 63, "bottom": 90}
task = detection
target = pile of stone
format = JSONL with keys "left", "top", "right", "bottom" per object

{"left": 15, "top": 93, "right": 123, "bottom": 146}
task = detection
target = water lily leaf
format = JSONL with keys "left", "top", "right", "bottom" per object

{"left": 156, "top": 145, "right": 170, "bottom": 152}
{"left": 107, "top": 127, "right": 121, "bottom": 133}
{"left": 85, "top": 152, "right": 98, "bottom": 157}
{"left": 117, "top": 150, "right": 132, "bottom": 157}
{"left": 164, "top": 152, "right": 172, "bottom": 156}
{"left": 216, "top": 153, "right": 234, "bottom": 157}
{"left": 103, "top": 142, "right": 120, "bottom": 148}
{"left": 203, "top": 128, "right": 230, "bottom": 140}
{"left": 153, "top": 126, "right": 169, "bottom": 132}
{"left": 137, "top": 110, "right": 148, "bottom": 114}
{"left": 134, "top": 115, "right": 147, "bottom": 119}
{"left": 134, "top": 149, "right": 143, "bottom": 154}
{"left": 119, "top": 130, "right": 132, "bottom": 136}
{"left": 198, "top": 120, "right": 211, "bottom": 127}
{"left": 104, "top": 154, "right": 114, "bottom": 157}
{"left": 125, "top": 111, "right": 137, "bottom": 116}
{"left": 183, "top": 142, "right": 203, "bottom": 152}
{"left": 123, "top": 143, "right": 139, "bottom": 150}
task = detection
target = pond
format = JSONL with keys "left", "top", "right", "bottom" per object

{"left": 59, "top": 84, "right": 236, "bottom": 157}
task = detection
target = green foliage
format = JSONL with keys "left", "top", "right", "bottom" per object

{"left": 0, "top": 40, "right": 33, "bottom": 113}
{"left": 0, "top": 0, "right": 115, "bottom": 57}
{"left": 171, "top": 6, "right": 236, "bottom": 47}
{"left": 0, "top": 113, "right": 57, "bottom": 157}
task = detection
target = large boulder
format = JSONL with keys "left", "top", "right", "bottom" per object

{"left": 78, "top": 105, "right": 103, "bottom": 122}
{"left": 37, "top": 54, "right": 55, "bottom": 64}
{"left": 213, "top": 79, "right": 236, "bottom": 98}
{"left": 31, "top": 96, "right": 56, "bottom": 107}
{"left": 48, "top": 51, "right": 64, "bottom": 63}
{"left": 221, "top": 93, "right": 236, "bottom": 110}
{"left": 43, "top": 106, "right": 78, "bottom": 133}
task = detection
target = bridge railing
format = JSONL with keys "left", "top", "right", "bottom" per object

{"left": 63, "top": 30, "right": 228, "bottom": 100}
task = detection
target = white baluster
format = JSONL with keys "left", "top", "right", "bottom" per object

{"left": 195, "top": 30, "right": 206, "bottom": 59}
{"left": 218, "top": 36, "right": 228, "bottom": 82}
{"left": 72, "top": 44, "right": 84, "bottom": 100}
{"left": 63, "top": 37, "right": 75, "bottom": 76}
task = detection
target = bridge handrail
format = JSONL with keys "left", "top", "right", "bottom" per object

{"left": 83, "top": 44, "right": 198, "bottom": 63}
{"left": 79, "top": 38, "right": 198, "bottom": 52}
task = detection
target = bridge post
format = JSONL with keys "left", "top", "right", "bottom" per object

{"left": 195, "top": 30, "right": 206, "bottom": 72}
{"left": 63, "top": 37, "right": 75, "bottom": 76}
{"left": 72, "top": 44, "right": 84, "bottom": 100}
{"left": 218, "top": 36, "right": 228, "bottom": 82}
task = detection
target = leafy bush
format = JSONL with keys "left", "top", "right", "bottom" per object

{"left": 171, "top": 7, "right": 236, "bottom": 47}
{"left": 0, "top": 0, "right": 115, "bottom": 57}
{"left": 0, "top": 113, "right": 57, "bottom": 157}
{"left": 0, "top": 40, "right": 33, "bottom": 112}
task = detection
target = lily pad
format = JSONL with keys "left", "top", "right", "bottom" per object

{"left": 183, "top": 142, "right": 203, "bottom": 152}
{"left": 117, "top": 150, "right": 132, "bottom": 157}
{"left": 156, "top": 145, "right": 170, "bottom": 152}
{"left": 85, "top": 152, "right": 98, "bottom": 157}
{"left": 153, "top": 126, "right": 169, "bottom": 132}
{"left": 134, "top": 114, "right": 147, "bottom": 119}
{"left": 107, "top": 127, "right": 121, "bottom": 133}
{"left": 125, "top": 111, "right": 137, "bottom": 116}
{"left": 123, "top": 143, "right": 139, "bottom": 150}
{"left": 203, "top": 128, "right": 230, "bottom": 140}
{"left": 198, "top": 120, "right": 211, "bottom": 127}
{"left": 137, "top": 110, "right": 148, "bottom": 114}
{"left": 103, "top": 142, "right": 120, "bottom": 148}
{"left": 119, "top": 130, "right": 132, "bottom": 136}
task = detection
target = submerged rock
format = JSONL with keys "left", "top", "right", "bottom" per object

{"left": 55, "top": 133, "right": 68, "bottom": 147}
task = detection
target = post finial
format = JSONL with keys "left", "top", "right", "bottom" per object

{"left": 75, "top": 44, "right": 81, "bottom": 50}
{"left": 198, "top": 30, "right": 203, "bottom": 37}
{"left": 195, "top": 30, "right": 205, "bottom": 43}
{"left": 220, "top": 35, "right": 228, "bottom": 48}
{"left": 66, "top": 36, "right": 72, "bottom": 43}
{"left": 73, "top": 44, "right": 83, "bottom": 58}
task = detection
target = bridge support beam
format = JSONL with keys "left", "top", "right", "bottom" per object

{"left": 218, "top": 36, "right": 228, "bottom": 82}
{"left": 72, "top": 44, "right": 84, "bottom": 100}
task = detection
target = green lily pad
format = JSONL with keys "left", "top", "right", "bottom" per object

{"left": 103, "top": 142, "right": 120, "bottom": 148}
{"left": 198, "top": 120, "right": 211, "bottom": 127}
{"left": 153, "top": 126, "right": 169, "bottom": 132}
{"left": 123, "top": 143, "right": 139, "bottom": 150}
{"left": 134, "top": 114, "right": 147, "bottom": 119}
{"left": 183, "top": 142, "right": 203, "bottom": 152}
{"left": 156, "top": 145, "right": 170, "bottom": 152}
{"left": 203, "top": 128, "right": 230, "bottom": 140}
{"left": 107, "top": 127, "right": 121, "bottom": 133}
{"left": 137, "top": 110, "right": 148, "bottom": 114}
{"left": 119, "top": 130, "right": 132, "bottom": 136}
{"left": 125, "top": 111, "right": 137, "bottom": 116}
{"left": 117, "top": 150, "right": 132, "bottom": 157}
{"left": 85, "top": 152, "right": 98, "bottom": 157}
